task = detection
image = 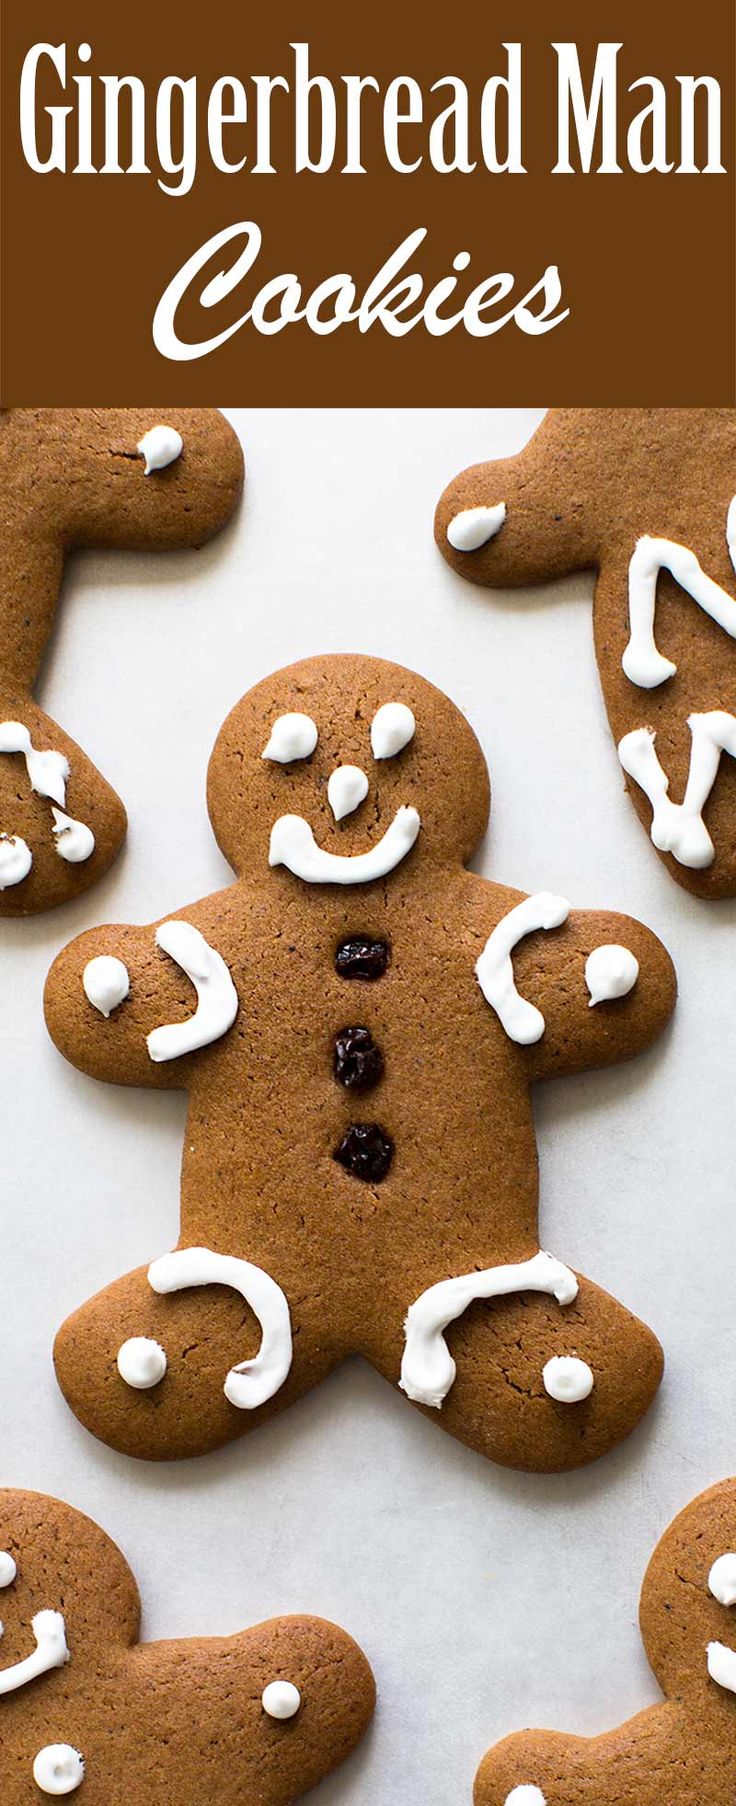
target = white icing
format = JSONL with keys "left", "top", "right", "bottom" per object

{"left": 709, "top": 1552, "right": 736, "bottom": 1607}
{"left": 0, "top": 834, "right": 32, "bottom": 888}
{"left": 623, "top": 503, "right": 736, "bottom": 689}
{"left": 370, "top": 702, "right": 416, "bottom": 760}
{"left": 269, "top": 805, "right": 420, "bottom": 886}
{"left": 0, "top": 1553, "right": 17, "bottom": 1588}
{"left": 327, "top": 765, "right": 369, "bottom": 821}
{"left": 0, "top": 722, "right": 68, "bottom": 806}
{"left": 708, "top": 1640, "right": 736, "bottom": 1693}
{"left": 51, "top": 808, "right": 95, "bottom": 865}
{"left": 83, "top": 955, "right": 130, "bottom": 1018}
{"left": 585, "top": 944, "right": 639, "bottom": 1008}
{"left": 400, "top": 1250, "right": 579, "bottom": 1409}
{"left": 475, "top": 892, "right": 570, "bottom": 1045}
{"left": 542, "top": 1354, "right": 594, "bottom": 1403}
{"left": 147, "top": 921, "right": 238, "bottom": 1062}
{"left": 32, "top": 1746, "right": 85, "bottom": 1796}
{"left": 117, "top": 1336, "right": 167, "bottom": 1390}
{"left": 447, "top": 503, "right": 507, "bottom": 552}
{"left": 504, "top": 1790, "right": 547, "bottom": 1806}
{"left": 619, "top": 712, "right": 736, "bottom": 869}
{"left": 147, "top": 1246, "right": 293, "bottom": 1409}
{"left": 262, "top": 713, "right": 318, "bottom": 763}
{"left": 262, "top": 1680, "right": 302, "bottom": 1720}
{"left": 137, "top": 424, "right": 183, "bottom": 474}
{"left": 0, "top": 1610, "right": 69, "bottom": 1695}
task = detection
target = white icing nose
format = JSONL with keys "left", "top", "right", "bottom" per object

{"left": 327, "top": 765, "right": 369, "bottom": 821}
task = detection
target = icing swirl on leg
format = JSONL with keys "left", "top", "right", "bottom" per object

{"left": 619, "top": 712, "right": 736, "bottom": 869}
{"left": 0, "top": 1609, "right": 69, "bottom": 1695}
{"left": 623, "top": 501, "right": 736, "bottom": 690}
{"left": 400, "top": 1250, "right": 579, "bottom": 1408}
{"left": 146, "top": 1246, "right": 293, "bottom": 1409}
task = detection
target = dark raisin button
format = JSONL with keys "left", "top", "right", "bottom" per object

{"left": 334, "top": 1026, "right": 384, "bottom": 1091}
{"left": 334, "top": 1123, "right": 393, "bottom": 1183}
{"left": 335, "top": 937, "right": 390, "bottom": 981}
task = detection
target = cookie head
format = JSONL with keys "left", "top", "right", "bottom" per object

{"left": 207, "top": 653, "right": 490, "bottom": 881}
{"left": 0, "top": 1492, "right": 139, "bottom": 1687}
{"left": 639, "top": 1480, "right": 736, "bottom": 1709}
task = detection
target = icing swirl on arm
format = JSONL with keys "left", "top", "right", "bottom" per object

{"left": 147, "top": 921, "right": 238, "bottom": 1062}
{"left": 475, "top": 892, "right": 570, "bottom": 1044}
{"left": 623, "top": 500, "right": 736, "bottom": 690}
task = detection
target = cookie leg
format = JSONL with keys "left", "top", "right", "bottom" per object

{"left": 54, "top": 1262, "right": 340, "bottom": 1461}
{"left": 374, "top": 1273, "right": 662, "bottom": 1472}
{"left": 474, "top": 1731, "right": 598, "bottom": 1805}
{"left": 0, "top": 699, "right": 126, "bottom": 915}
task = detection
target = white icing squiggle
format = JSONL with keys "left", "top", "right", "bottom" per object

{"left": 137, "top": 424, "right": 183, "bottom": 473}
{"left": 370, "top": 702, "right": 416, "bottom": 760}
{"left": 0, "top": 1610, "right": 69, "bottom": 1695}
{"left": 83, "top": 955, "right": 130, "bottom": 1018}
{"left": 709, "top": 1552, "right": 736, "bottom": 1607}
{"left": 32, "top": 1745, "right": 85, "bottom": 1795}
{"left": 147, "top": 921, "right": 238, "bottom": 1062}
{"left": 708, "top": 1640, "right": 736, "bottom": 1693}
{"left": 447, "top": 503, "right": 507, "bottom": 552}
{"left": 542, "top": 1354, "right": 594, "bottom": 1402}
{"left": 476, "top": 893, "right": 570, "bottom": 1044}
{"left": 0, "top": 722, "right": 68, "bottom": 806}
{"left": 262, "top": 1680, "right": 301, "bottom": 1719}
{"left": 328, "top": 765, "right": 368, "bottom": 821}
{"left": 262, "top": 713, "right": 318, "bottom": 763}
{"left": 619, "top": 712, "right": 736, "bottom": 870}
{"left": 147, "top": 1246, "right": 293, "bottom": 1409}
{"left": 117, "top": 1336, "right": 167, "bottom": 1389}
{"left": 51, "top": 808, "right": 95, "bottom": 865}
{"left": 400, "top": 1250, "right": 579, "bottom": 1409}
{"left": 269, "top": 805, "right": 420, "bottom": 886}
{"left": 623, "top": 503, "right": 736, "bottom": 689}
{"left": 504, "top": 1790, "right": 547, "bottom": 1806}
{"left": 585, "top": 944, "right": 639, "bottom": 1007}
{"left": 0, "top": 834, "right": 32, "bottom": 889}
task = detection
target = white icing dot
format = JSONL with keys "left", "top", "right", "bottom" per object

{"left": 117, "top": 1337, "right": 167, "bottom": 1390}
{"left": 370, "top": 702, "right": 416, "bottom": 761}
{"left": 32, "top": 1745, "right": 85, "bottom": 1795}
{"left": 0, "top": 834, "right": 32, "bottom": 889}
{"left": 51, "top": 808, "right": 95, "bottom": 866}
{"left": 447, "top": 503, "right": 506, "bottom": 552}
{"left": 83, "top": 955, "right": 130, "bottom": 1018}
{"left": 504, "top": 1790, "right": 547, "bottom": 1806}
{"left": 709, "top": 1552, "right": 736, "bottom": 1607}
{"left": 327, "top": 765, "right": 369, "bottom": 821}
{"left": 262, "top": 713, "right": 319, "bottom": 764}
{"left": 542, "top": 1355, "right": 594, "bottom": 1404}
{"left": 137, "top": 424, "right": 183, "bottom": 474}
{"left": 0, "top": 1552, "right": 16, "bottom": 1588}
{"left": 585, "top": 944, "right": 639, "bottom": 1008}
{"left": 262, "top": 1679, "right": 302, "bottom": 1720}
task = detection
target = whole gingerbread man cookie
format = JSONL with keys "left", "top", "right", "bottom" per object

{"left": 0, "top": 409, "right": 243, "bottom": 914}
{"left": 45, "top": 655, "right": 675, "bottom": 1472}
{"left": 474, "top": 1478, "right": 736, "bottom": 1806}
{"left": 0, "top": 1490, "right": 374, "bottom": 1804}
{"left": 435, "top": 409, "right": 736, "bottom": 898}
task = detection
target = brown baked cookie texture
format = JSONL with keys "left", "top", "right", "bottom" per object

{"left": 0, "top": 1490, "right": 374, "bottom": 1805}
{"left": 435, "top": 409, "right": 736, "bottom": 899}
{"left": 473, "top": 1478, "right": 736, "bottom": 1806}
{"left": 0, "top": 408, "right": 244, "bottom": 916}
{"left": 44, "top": 654, "right": 675, "bottom": 1472}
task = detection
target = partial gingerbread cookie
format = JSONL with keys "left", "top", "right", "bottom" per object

{"left": 0, "top": 1490, "right": 374, "bottom": 1804}
{"left": 474, "top": 1478, "right": 736, "bottom": 1805}
{"left": 45, "top": 655, "right": 675, "bottom": 1472}
{"left": 0, "top": 409, "right": 243, "bottom": 914}
{"left": 435, "top": 409, "right": 736, "bottom": 898}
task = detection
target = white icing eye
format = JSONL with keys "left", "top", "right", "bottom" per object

{"left": 0, "top": 834, "right": 32, "bottom": 890}
{"left": 542, "top": 1356, "right": 594, "bottom": 1403}
{"left": 504, "top": 1790, "right": 547, "bottom": 1806}
{"left": 32, "top": 1745, "right": 85, "bottom": 1795}
{"left": 0, "top": 1552, "right": 16, "bottom": 1588}
{"left": 327, "top": 765, "right": 369, "bottom": 821}
{"left": 370, "top": 702, "right": 416, "bottom": 761}
{"left": 447, "top": 503, "right": 506, "bottom": 552}
{"left": 262, "top": 714, "right": 319, "bottom": 764}
{"left": 262, "top": 1679, "right": 302, "bottom": 1720}
{"left": 585, "top": 944, "right": 639, "bottom": 1008}
{"left": 83, "top": 955, "right": 131, "bottom": 1019}
{"left": 137, "top": 424, "right": 183, "bottom": 474}
{"left": 709, "top": 1552, "right": 736, "bottom": 1607}
{"left": 117, "top": 1337, "right": 168, "bottom": 1390}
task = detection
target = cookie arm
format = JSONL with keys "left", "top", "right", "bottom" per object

{"left": 43, "top": 900, "right": 240, "bottom": 1089}
{"left": 515, "top": 908, "right": 676, "bottom": 1082}
{"left": 474, "top": 1728, "right": 604, "bottom": 1804}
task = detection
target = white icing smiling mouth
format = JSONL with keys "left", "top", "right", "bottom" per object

{"left": 0, "top": 1609, "right": 69, "bottom": 1695}
{"left": 269, "top": 805, "right": 421, "bottom": 885}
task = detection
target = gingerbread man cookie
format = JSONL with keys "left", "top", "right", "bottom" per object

{"left": 0, "top": 1489, "right": 374, "bottom": 1804}
{"left": 474, "top": 1478, "right": 736, "bottom": 1806}
{"left": 435, "top": 409, "right": 736, "bottom": 898}
{"left": 0, "top": 409, "right": 243, "bottom": 914}
{"left": 45, "top": 655, "right": 675, "bottom": 1472}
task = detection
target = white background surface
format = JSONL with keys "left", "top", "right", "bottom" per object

{"left": 4, "top": 407, "right": 736, "bottom": 1804}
